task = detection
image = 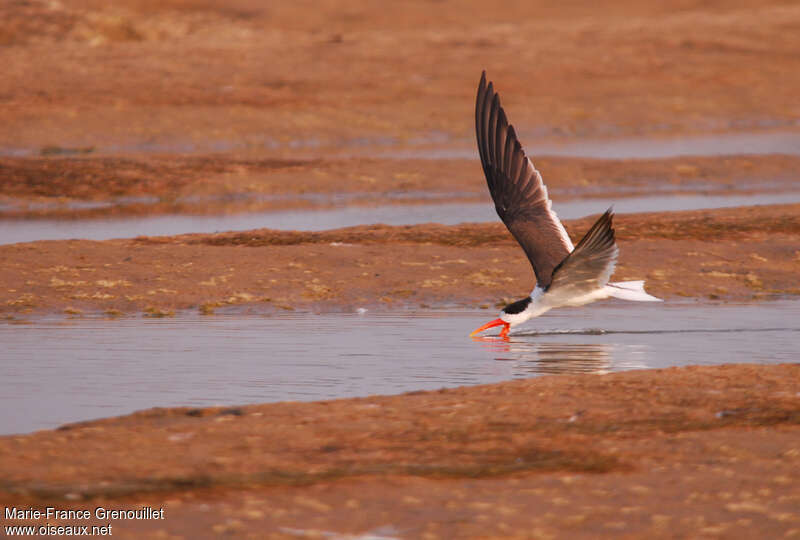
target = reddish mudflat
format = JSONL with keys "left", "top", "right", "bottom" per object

{"left": 2, "top": 204, "right": 799, "bottom": 317}
{"left": 2, "top": 0, "right": 800, "bottom": 537}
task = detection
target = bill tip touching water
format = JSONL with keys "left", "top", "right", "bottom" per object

{"left": 470, "top": 71, "right": 661, "bottom": 339}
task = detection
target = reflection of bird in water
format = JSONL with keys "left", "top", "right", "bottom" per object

{"left": 477, "top": 339, "right": 614, "bottom": 375}
{"left": 469, "top": 71, "right": 661, "bottom": 339}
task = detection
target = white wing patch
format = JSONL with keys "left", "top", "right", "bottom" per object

{"left": 602, "top": 248, "right": 619, "bottom": 285}
{"left": 530, "top": 160, "right": 574, "bottom": 252}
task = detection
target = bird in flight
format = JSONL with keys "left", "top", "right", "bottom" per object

{"left": 470, "top": 71, "right": 661, "bottom": 339}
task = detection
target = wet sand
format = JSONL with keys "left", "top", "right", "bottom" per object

{"left": 2, "top": 0, "right": 800, "bottom": 220}
{"left": 2, "top": 204, "right": 799, "bottom": 318}
{"left": 2, "top": 0, "right": 800, "bottom": 152}
{"left": 1, "top": 364, "right": 798, "bottom": 538}
{"left": 2, "top": 154, "right": 800, "bottom": 218}
{"left": 3, "top": 0, "right": 800, "bottom": 537}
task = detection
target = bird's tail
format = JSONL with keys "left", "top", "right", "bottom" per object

{"left": 605, "top": 281, "right": 662, "bottom": 302}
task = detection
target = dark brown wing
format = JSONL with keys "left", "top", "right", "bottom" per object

{"left": 476, "top": 71, "right": 573, "bottom": 288}
{"left": 546, "top": 209, "right": 618, "bottom": 297}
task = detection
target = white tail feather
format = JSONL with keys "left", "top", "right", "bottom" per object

{"left": 605, "top": 281, "right": 662, "bottom": 302}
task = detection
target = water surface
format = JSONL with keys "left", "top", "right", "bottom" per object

{"left": 376, "top": 130, "right": 800, "bottom": 159}
{"left": 1, "top": 301, "right": 798, "bottom": 435}
{"left": 3, "top": 129, "right": 799, "bottom": 159}
{"left": 3, "top": 191, "right": 800, "bottom": 245}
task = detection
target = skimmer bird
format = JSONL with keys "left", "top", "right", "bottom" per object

{"left": 470, "top": 71, "right": 661, "bottom": 339}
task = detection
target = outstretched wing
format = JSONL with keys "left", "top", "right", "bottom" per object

{"left": 476, "top": 71, "right": 573, "bottom": 288}
{"left": 546, "top": 209, "right": 618, "bottom": 297}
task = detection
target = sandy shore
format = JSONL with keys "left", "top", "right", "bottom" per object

{"left": 2, "top": 204, "right": 799, "bottom": 318}
{"left": 2, "top": 0, "right": 800, "bottom": 151}
{"left": 2, "top": 154, "right": 800, "bottom": 218}
{"left": 2, "top": 0, "right": 800, "bottom": 219}
{"left": 2, "top": 0, "right": 800, "bottom": 537}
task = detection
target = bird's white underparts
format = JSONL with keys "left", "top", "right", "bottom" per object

{"left": 469, "top": 72, "right": 661, "bottom": 339}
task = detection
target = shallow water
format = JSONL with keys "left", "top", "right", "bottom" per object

{"left": 3, "top": 191, "right": 800, "bottom": 245}
{"left": 376, "top": 130, "right": 800, "bottom": 159}
{"left": 1, "top": 301, "right": 798, "bottom": 435}
{"left": 3, "top": 129, "right": 799, "bottom": 159}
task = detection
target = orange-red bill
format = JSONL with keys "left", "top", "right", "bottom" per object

{"left": 469, "top": 318, "right": 510, "bottom": 338}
